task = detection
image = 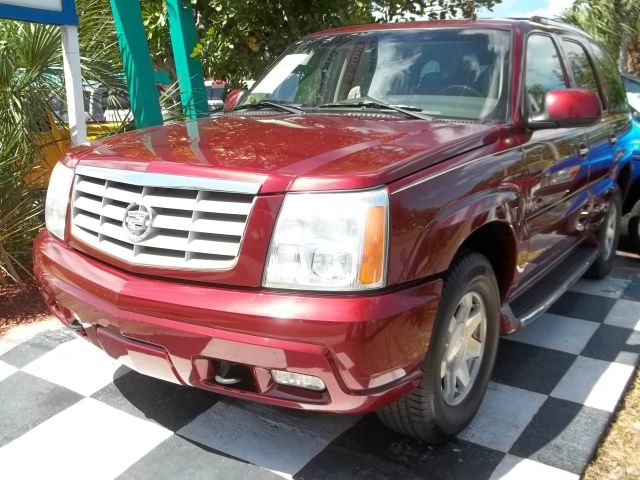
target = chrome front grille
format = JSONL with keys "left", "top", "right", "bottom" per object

{"left": 71, "top": 166, "right": 260, "bottom": 270}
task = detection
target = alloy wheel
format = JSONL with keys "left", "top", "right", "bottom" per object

{"left": 603, "top": 201, "right": 618, "bottom": 259}
{"left": 440, "top": 291, "right": 487, "bottom": 406}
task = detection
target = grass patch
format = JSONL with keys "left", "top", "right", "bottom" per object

{"left": 585, "top": 369, "right": 640, "bottom": 479}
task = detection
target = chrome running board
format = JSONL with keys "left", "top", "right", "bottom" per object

{"left": 508, "top": 246, "right": 598, "bottom": 329}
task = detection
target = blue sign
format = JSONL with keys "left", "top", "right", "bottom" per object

{"left": 0, "top": 0, "right": 77, "bottom": 25}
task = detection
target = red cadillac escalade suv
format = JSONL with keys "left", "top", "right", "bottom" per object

{"left": 35, "top": 18, "right": 634, "bottom": 443}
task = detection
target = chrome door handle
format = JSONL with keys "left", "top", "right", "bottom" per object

{"left": 610, "top": 134, "right": 617, "bottom": 146}
{"left": 578, "top": 142, "right": 589, "bottom": 158}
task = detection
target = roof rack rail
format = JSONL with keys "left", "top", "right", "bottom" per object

{"left": 524, "top": 16, "right": 590, "bottom": 36}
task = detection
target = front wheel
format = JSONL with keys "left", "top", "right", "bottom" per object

{"left": 585, "top": 187, "right": 622, "bottom": 279}
{"left": 376, "top": 251, "right": 500, "bottom": 443}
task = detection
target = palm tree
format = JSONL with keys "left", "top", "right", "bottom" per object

{"left": 561, "top": 0, "right": 640, "bottom": 74}
{"left": 0, "top": 0, "right": 126, "bottom": 285}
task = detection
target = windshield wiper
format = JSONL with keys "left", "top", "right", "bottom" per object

{"left": 234, "top": 101, "right": 304, "bottom": 114}
{"left": 316, "top": 97, "right": 431, "bottom": 120}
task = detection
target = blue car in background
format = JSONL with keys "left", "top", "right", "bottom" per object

{"left": 622, "top": 74, "right": 640, "bottom": 250}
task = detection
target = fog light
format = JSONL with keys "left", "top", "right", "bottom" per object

{"left": 271, "top": 370, "right": 326, "bottom": 391}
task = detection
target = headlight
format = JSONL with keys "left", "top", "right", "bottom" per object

{"left": 45, "top": 162, "right": 75, "bottom": 240}
{"left": 264, "top": 188, "right": 389, "bottom": 291}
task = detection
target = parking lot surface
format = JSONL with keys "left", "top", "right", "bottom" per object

{"left": 0, "top": 256, "right": 638, "bottom": 480}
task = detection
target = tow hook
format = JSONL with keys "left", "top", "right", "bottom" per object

{"left": 67, "top": 314, "right": 87, "bottom": 335}
{"left": 213, "top": 360, "right": 242, "bottom": 385}
{"left": 68, "top": 319, "right": 84, "bottom": 331}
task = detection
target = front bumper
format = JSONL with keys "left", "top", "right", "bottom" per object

{"left": 33, "top": 231, "right": 442, "bottom": 413}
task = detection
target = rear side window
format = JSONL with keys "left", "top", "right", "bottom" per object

{"left": 561, "top": 40, "right": 603, "bottom": 104}
{"left": 590, "top": 43, "right": 628, "bottom": 113}
{"left": 525, "top": 35, "right": 567, "bottom": 114}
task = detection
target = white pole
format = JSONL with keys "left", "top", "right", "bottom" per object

{"left": 61, "top": 24, "right": 87, "bottom": 145}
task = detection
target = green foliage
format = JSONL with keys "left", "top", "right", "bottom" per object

{"left": 0, "top": 129, "right": 43, "bottom": 284}
{"left": 0, "top": 22, "right": 64, "bottom": 284}
{"left": 561, "top": 0, "right": 640, "bottom": 74}
{"left": 375, "top": 0, "right": 501, "bottom": 22}
{"left": 141, "top": 0, "right": 502, "bottom": 87}
{"left": 142, "top": 0, "right": 176, "bottom": 77}
{"left": 0, "top": 0, "right": 126, "bottom": 285}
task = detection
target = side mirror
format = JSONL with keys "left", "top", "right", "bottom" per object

{"left": 223, "top": 89, "right": 246, "bottom": 111}
{"left": 528, "top": 89, "right": 602, "bottom": 130}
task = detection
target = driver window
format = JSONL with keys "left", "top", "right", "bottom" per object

{"left": 561, "top": 40, "right": 604, "bottom": 106}
{"left": 525, "top": 35, "right": 567, "bottom": 114}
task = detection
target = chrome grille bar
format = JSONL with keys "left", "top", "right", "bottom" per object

{"left": 71, "top": 166, "right": 260, "bottom": 270}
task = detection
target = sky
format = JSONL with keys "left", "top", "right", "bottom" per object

{"left": 478, "top": 0, "right": 577, "bottom": 19}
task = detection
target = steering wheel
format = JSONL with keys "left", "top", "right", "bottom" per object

{"left": 437, "top": 84, "right": 483, "bottom": 97}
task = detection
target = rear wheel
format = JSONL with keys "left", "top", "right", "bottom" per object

{"left": 376, "top": 251, "right": 500, "bottom": 443}
{"left": 585, "top": 188, "right": 621, "bottom": 279}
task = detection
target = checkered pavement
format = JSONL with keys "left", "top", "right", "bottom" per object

{"left": 1, "top": 257, "right": 638, "bottom": 480}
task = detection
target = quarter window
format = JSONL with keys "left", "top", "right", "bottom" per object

{"left": 561, "top": 40, "right": 603, "bottom": 105}
{"left": 590, "top": 43, "right": 628, "bottom": 113}
{"left": 525, "top": 35, "right": 567, "bottom": 114}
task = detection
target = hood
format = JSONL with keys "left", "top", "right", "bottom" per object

{"left": 71, "top": 113, "right": 499, "bottom": 193}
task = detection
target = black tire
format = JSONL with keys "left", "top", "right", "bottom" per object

{"left": 376, "top": 250, "right": 500, "bottom": 443}
{"left": 585, "top": 187, "right": 622, "bottom": 279}
{"left": 629, "top": 216, "right": 640, "bottom": 253}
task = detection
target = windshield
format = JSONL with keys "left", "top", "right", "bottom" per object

{"left": 240, "top": 28, "right": 511, "bottom": 122}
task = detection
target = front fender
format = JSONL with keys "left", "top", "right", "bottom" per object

{"left": 399, "top": 189, "right": 522, "bottom": 283}
{"left": 386, "top": 143, "right": 526, "bottom": 286}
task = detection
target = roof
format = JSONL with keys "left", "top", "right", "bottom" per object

{"left": 310, "top": 17, "right": 591, "bottom": 39}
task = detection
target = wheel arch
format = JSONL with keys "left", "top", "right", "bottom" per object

{"left": 616, "top": 161, "right": 634, "bottom": 214}
{"left": 454, "top": 221, "right": 518, "bottom": 302}
{"left": 622, "top": 166, "right": 640, "bottom": 216}
{"left": 400, "top": 189, "right": 522, "bottom": 301}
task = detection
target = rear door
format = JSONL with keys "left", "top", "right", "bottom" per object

{"left": 559, "top": 38, "right": 629, "bottom": 220}
{"left": 559, "top": 39, "right": 610, "bottom": 179}
{"left": 588, "top": 42, "right": 633, "bottom": 200}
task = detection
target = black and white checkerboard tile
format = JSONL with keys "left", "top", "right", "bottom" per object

{"left": 1, "top": 257, "right": 638, "bottom": 480}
